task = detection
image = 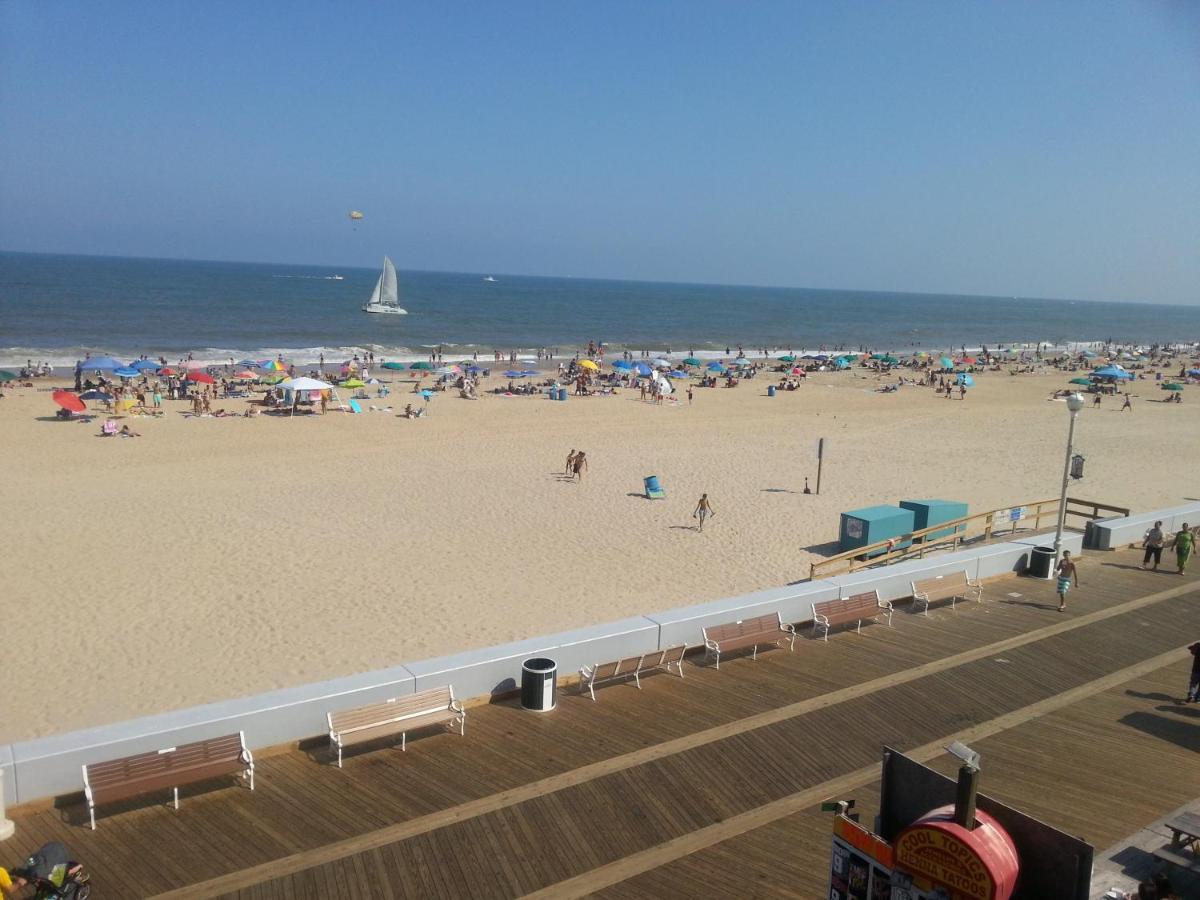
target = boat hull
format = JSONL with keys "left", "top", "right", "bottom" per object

{"left": 362, "top": 304, "right": 407, "bottom": 315}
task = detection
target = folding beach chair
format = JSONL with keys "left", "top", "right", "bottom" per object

{"left": 349, "top": 399, "right": 363, "bottom": 414}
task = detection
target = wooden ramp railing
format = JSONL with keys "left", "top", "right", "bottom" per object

{"left": 808, "top": 497, "right": 1130, "bottom": 580}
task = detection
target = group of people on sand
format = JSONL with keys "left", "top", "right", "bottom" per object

{"left": 564, "top": 449, "right": 588, "bottom": 481}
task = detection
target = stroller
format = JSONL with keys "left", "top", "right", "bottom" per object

{"left": 10, "top": 842, "right": 90, "bottom": 899}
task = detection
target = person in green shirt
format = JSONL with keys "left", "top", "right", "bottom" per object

{"left": 1172, "top": 523, "right": 1195, "bottom": 576}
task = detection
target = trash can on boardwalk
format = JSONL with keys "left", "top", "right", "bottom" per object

{"left": 521, "top": 657, "right": 557, "bottom": 711}
{"left": 1028, "top": 546, "right": 1055, "bottom": 579}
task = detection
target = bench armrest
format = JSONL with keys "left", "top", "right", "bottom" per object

{"left": 578, "top": 664, "right": 594, "bottom": 681}
{"left": 878, "top": 598, "right": 894, "bottom": 611}
{"left": 704, "top": 637, "right": 719, "bottom": 652}
{"left": 911, "top": 590, "right": 929, "bottom": 601}
{"left": 450, "top": 699, "right": 466, "bottom": 715}
{"left": 813, "top": 613, "right": 830, "bottom": 628}
{"left": 780, "top": 622, "right": 797, "bottom": 635}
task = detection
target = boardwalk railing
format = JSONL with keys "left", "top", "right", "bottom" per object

{"left": 808, "top": 496, "right": 1130, "bottom": 579}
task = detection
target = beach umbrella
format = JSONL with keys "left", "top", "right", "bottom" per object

{"left": 261, "top": 360, "right": 287, "bottom": 371}
{"left": 185, "top": 359, "right": 209, "bottom": 369}
{"left": 520, "top": 369, "right": 540, "bottom": 377}
{"left": 260, "top": 374, "right": 285, "bottom": 384}
{"left": 1068, "top": 378, "right": 1093, "bottom": 386}
{"left": 956, "top": 373, "right": 975, "bottom": 386}
{"left": 634, "top": 363, "right": 653, "bottom": 377}
{"left": 503, "top": 370, "right": 525, "bottom": 378}
{"left": 420, "top": 389, "right": 434, "bottom": 399}
{"left": 234, "top": 370, "right": 258, "bottom": 380}
{"left": 159, "top": 367, "right": 177, "bottom": 376}
{"left": 668, "top": 369, "right": 689, "bottom": 378}
{"left": 733, "top": 357, "right": 751, "bottom": 366}
{"left": 1082, "top": 351, "right": 1098, "bottom": 359}
{"left": 381, "top": 361, "right": 406, "bottom": 370}
{"left": 1163, "top": 383, "right": 1184, "bottom": 391}
{"left": 78, "top": 356, "right": 124, "bottom": 371}
{"left": 467, "top": 366, "right": 483, "bottom": 374}
{"left": 612, "top": 360, "right": 633, "bottom": 370}
{"left": 777, "top": 355, "right": 796, "bottom": 362}
{"left": 276, "top": 377, "right": 333, "bottom": 392}
{"left": 112, "top": 367, "right": 140, "bottom": 378}
{"left": 939, "top": 357, "right": 954, "bottom": 368}
{"left": 879, "top": 355, "right": 899, "bottom": 364}
{"left": 0, "top": 371, "right": 18, "bottom": 381}
{"left": 130, "top": 359, "right": 161, "bottom": 371}
{"left": 1188, "top": 369, "right": 1200, "bottom": 377}
{"left": 79, "top": 389, "right": 113, "bottom": 401}
{"left": 410, "top": 361, "right": 434, "bottom": 370}
{"left": 960, "top": 356, "right": 976, "bottom": 364}
{"left": 578, "top": 359, "right": 599, "bottom": 371}
{"left": 834, "top": 358, "right": 850, "bottom": 369}
{"left": 52, "top": 390, "right": 86, "bottom": 413}
{"left": 653, "top": 358, "right": 671, "bottom": 368}
{"left": 434, "top": 365, "right": 460, "bottom": 375}
{"left": 1093, "top": 366, "right": 1133, "bottom": 379}
{"left": 706, "top": 361, "right": 726, "bottom": 370}
{"left": 187, "top": 371, "right": 215, "bottom": 384}
{"left": 237, "top": 359, "right": 260, "bottom": 368}
{"left": 340, "top": 378, "right": 366, "bottom": 388}
{"left": 683, "top": 357, "right": 702, "bottom": 366}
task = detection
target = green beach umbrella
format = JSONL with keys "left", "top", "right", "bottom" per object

{"left": 410, "top": 361, "right": 434, "bottom": 370}
{"left": 1068, "top": 378, "right": 1093, "bottom": 385}
{"left": 260, "top": 373, "right": 286, "bottom": 384}
{"left": 381, "top": 361, "right": 406, "bottom": 370}
{"left": 0, "top": 371, "right": 17, "bottom": 382}
{"left": 1164, "top": 383, "right": 1184, "bottom": 391}
{"left": 682, "top": 357, "right": 702, "bottom": 366}
{"left": 777, "top": 355, "right": 796, "bottom": 362}
{"left": 340, "top": 378, "right": 367, "bottom": 388}
{"left": 879, "top": 355, "right": 899, "bottom": 364}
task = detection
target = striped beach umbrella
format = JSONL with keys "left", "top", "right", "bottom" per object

{"left": 261, "top": 360, "right": 287, "bottom": 371}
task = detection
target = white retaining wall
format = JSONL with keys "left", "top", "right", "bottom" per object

{"left": 1086, "top": 503, "right": 1200, "bottom": 551}
{"left": 0, "top": 524, "right": 1110, "bottom": 808}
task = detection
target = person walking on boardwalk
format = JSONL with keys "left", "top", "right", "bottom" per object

{"left": 1056, "top": 550, "right": 1078, "bottom": 612}
{"left": 1186, "top": 642, "right": 1200, "bottom": 703}
{"left": 1172, "top": 523, "right": 1195, "bottom": 576}
{"left": 1141, "top": 520, "right": 1165, "bottom": 571}
{"left": 571, "top": 450, "right": 587, "bottom": 482}
{"left": 693, "top": 493, "right": 714, "bottom": 532}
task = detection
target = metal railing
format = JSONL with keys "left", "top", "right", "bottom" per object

{"left": 808, "top": 496, "right": 1130, "bottom": 580}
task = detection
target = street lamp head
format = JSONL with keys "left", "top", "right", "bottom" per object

{"left": 1066, "top": 392, "right": 1085, "bottom": 413}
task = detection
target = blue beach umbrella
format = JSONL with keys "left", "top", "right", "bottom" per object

{"left": 78, "top": 356, "right": 124, "bottom": 371}
{"left": 237, "top": 359, "right": 260, "bottom": 368}
{"left": 1093, "top": 366, "right": 1133, "bottom": 379}
{"left": 612, "top": 360, "right": 633, "bottom": 370}
{"left": 668, "top": 370, "right": 689, "bottom": 378}
{"left": 80, "top": 389, "right": 113, "bottom": 401}
{"left": 1188, "top": 368, "right": 1200, "bottom": 377}
{"left": 112, "top": 367, "right": 140, "bottom": 378}
{"left": 733, "top": 357, "right": 750, "bottom": 366}
{"left": 835, "top": 358, "right": 851, "bottom": 369}
{"left": 706, "top": 361, "right": 726, "bottom": 371}
{"left": 939, "top": 357, "right": 954, "bottom": 369}
{"left": 467, "top": 366, "right": 483, "bottom": 374}
{"left": 520, "top": 369, "right": 540, "bottom": 377}
{"left": 503, "top": 370, "right": 525, "bottom": 378}
{"left": 130, "top": 359, "right": 161, "bottom": 371}
{"left": 634, "top": 363, "right": 653, "bottom": 377}
{"left": 956, "top": 373, "right": 975, "bottom": 386}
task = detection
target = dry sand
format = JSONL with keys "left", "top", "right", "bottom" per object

{"left": 2, "top": 367, "right": 1196, "bottom": 742}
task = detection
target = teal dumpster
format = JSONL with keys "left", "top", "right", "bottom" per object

{"left": 900, "top": 499, "right": 969, "bottom": 542}
{"left": 839, "top": 505, "right": 916, "bottom": 557}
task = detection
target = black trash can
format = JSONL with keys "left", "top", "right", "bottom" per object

{"left": 521, "top": 657, "right": 557, "bottom": 712}
{"left": 1028, "top": 546, "right": 1055, "bottom": 579}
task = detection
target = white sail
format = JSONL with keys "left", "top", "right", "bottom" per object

{"left": 362, "top": 256, "right": 407, "bottom": 314}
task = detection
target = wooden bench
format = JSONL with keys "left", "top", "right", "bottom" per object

{"left": 911, "top": 570, "right": 982, "bottom": 616}
{"left": 812, "top": 591, "right": 893, "bottom": 641}
{"left": 578, "top": 645, "right": 687, "bottom": 701}
{"left": 703, "top": 613, "right": 796, "bottom": 668}
{"left": 327, "top": 685, "right": 465, "bottom": 768}
{"left": 82, "top": 731, "right": 253, "bottom": 830}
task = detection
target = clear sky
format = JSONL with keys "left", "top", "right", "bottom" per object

{"left": 1, "top": 2, "right": 1197, "bottom": 304}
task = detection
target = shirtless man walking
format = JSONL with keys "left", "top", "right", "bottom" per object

{"left": 693, "top": 493, "right": 714, "bottom": 532}
{"left": 572, "top": 450, "right": 588, "bottom": 482}
{"left": 565, "top": 449, "right": 576, "bottom": 476}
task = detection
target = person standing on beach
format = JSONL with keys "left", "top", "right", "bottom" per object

{"left": 693, "top": 493, "right": 714, "bottom": 531}
{"left": 1141, "top": 521, "right": 1165, "bottom": 570}
{"left": 1171, "top": 524, "right": 1194, "bottom": 576}
{"left": 1121, "top": 393, "right": 1132, "bottom": 411}
{"left": 687, "top": 386, "right": 693, "bottom": 405}
{"left": 565, "top": 449, "right": 576, "bottom": 476}
{"left": 1186, "top": 643, "right": 1200, "bottom": 703}
{"left": 1056, "top": 551, "right": 1078, "bottom": 611}
{"left": 572, "top": 450, "right": 587, "bottom": 482}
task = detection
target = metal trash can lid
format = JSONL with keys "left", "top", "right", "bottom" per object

{"left": 522, "top": 657, "right": 556, "bottom": 674}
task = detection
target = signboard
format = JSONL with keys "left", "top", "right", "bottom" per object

{"left": 894, "top": 824, "right": 1003, "bottom": 900}
{"left": 829, "top": 816, "right": 894, "bottom": 900}
{"left": 1009, "top": 507, "right": 1025, "bottom": 523}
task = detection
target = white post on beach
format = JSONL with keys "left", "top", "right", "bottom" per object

{"left": 0, "top": 769, "right": 14, "bottom": 841}
{"left": 1052, "top": 393, "right": 1085, "bottom": 564}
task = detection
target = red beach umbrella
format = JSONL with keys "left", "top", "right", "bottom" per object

{"left": 52, "top": 390, "right": 86, "bottom": 413}
{"left": 187, "top": 372, "right": 215, "bottom": 384}
{"left": 160, "top": 367, "right": 177, "bottom": 375}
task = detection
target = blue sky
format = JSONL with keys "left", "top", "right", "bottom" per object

{"left": 1, "top": 2, "right": 1197, "bottom": 304}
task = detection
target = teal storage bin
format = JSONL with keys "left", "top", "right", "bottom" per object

{"left": 900, "top": 499, "right": 968, "bottom": 542}
{"left": 839, "top": 505, "right": 916, "bottom": 557}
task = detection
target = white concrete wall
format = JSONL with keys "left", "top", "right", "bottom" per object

{"left": 1084, "top": 503, "right": 1200, "bottom": 550}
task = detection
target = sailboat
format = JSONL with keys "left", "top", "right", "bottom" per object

{"left": 362, "top": 256, "right": 407, "bottom": 315}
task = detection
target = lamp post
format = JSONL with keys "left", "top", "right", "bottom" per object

{"left": 1053, "top": 393, "right": 1085, "bottom": 564}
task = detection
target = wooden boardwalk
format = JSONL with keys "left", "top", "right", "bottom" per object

{"left": 6, "top": 549, "right": 1199, "bottom": 899}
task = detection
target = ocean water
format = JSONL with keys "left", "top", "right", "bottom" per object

{"left": 1, "top": 251, "right": 1196, "bottom": 366}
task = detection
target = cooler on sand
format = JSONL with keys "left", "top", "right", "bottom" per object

{"left": 644, "top": 475, "right": 665, "bottom": 499}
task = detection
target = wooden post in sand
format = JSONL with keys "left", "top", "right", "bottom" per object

{"left": 815, "top": 437, "right": 826, "bottom": 495}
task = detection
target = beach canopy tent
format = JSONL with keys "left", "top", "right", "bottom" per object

{"left": 130, "top": 359, "right": 161, "bottom": 371}
{"left": 683, "top": 357, "right": 702, "bottom": 366}
{"left": 1093, "top": 366, "right": 1133, "bottom": 379}
{"left": 113, "top": 367, "right": 140, "bottom": 378}
{"left": 52, "top": 390, "right": 86, "bottom": 413}
{"left": 275, "top": 376, "right": 338, "bottom": 416}
{"left": 77, "top": 356, "right": 124, "bottom": 371}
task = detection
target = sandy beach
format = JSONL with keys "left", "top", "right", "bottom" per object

{"left": 2, "top": 364, "right": 1197, "bottom": 742}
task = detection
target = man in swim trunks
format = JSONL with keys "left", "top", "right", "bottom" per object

{"left": 693, "top": 493, "right": 714, "bottom": 532}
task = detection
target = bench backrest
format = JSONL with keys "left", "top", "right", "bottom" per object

{"left": 815, "top": 592, "right": 879, "bottom": 617}
{"left": 329, "top": 686, "right": 454, "bottom": 734}
{"left": 85, "top": 732, "right": 245, "bottom": 791}
{"left": 704, "top": 613, "right": 781, "bottom": 643}
{"left": 913, "top": 571, "right": 969, "bottom": 595}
